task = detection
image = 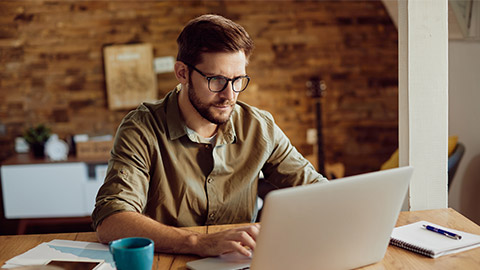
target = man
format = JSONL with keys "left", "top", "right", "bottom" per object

{"left": 93, "top": 14, "right": 327, "bottom": 257}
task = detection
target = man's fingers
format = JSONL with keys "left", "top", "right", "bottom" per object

{"left": 228, "top": 225, "right": 259, "bottom": 251}
{"left": 233, "top": 225, "right": 260, "bottom": 238}
{"left": 243, "top": 224, "right": 260, "bottom": 241}
{"left": 226, "top": 226, "right": 259, "bottom": 253}
{"left": 233, "top": 230, "right": 256, "bottom": 250}
{"left": 229, "top": 241, "right": 252, "bottom": 257}
{"left": 196, "top": 224, "right": 261, "bottom": 257}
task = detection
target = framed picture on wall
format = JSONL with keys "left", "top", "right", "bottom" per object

{"left": 103, "top": 43, "right": 157, "bottom": 110}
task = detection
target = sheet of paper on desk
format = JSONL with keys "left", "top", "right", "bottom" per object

{"left": 3, "top": 239, "right": 115, "bottom": 270}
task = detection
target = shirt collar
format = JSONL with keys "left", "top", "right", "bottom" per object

{"left": 165, "top": 85, "right": 237, "bottom": 145}
{"left": 217, "top": 116, "right": 236, "bottom": 145}
{"left": 165, "top": 85, "right": 187, "bottom": 140}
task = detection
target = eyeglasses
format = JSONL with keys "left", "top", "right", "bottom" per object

{"left": 185, "top": 63, "right": 250, "bottom": 93}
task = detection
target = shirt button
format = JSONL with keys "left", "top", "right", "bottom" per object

{"left": 207, "top": 178, "right": 213, "bottom": 183}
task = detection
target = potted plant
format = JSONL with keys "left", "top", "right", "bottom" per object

{"left": 23, "top": 124, "right": 52, "bottom": 158}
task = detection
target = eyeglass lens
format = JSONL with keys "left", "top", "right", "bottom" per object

{"left": 209, "top": 76, "right": 249, "bottom": 92}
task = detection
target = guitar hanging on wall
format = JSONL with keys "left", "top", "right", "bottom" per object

{"left": 306, "top": 76, "right": 345, "bottom": 179}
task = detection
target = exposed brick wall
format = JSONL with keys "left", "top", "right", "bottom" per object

{"left": 0, "top": 0, "right": 398, "bottom": 176}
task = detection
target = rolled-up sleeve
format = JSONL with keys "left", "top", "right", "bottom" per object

{"left": 261, "top": 112, "right": 328, "bottom": 187}
{"left": 92, "top": 115, "right": 153, "bottom": 229}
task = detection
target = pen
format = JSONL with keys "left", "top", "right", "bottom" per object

{"left": 423, "top": 224, "right": 462, "bottom": 240}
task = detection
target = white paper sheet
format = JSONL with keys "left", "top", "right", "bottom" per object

{"left": 2, "top": 239, "right": 115, "bottom": 269}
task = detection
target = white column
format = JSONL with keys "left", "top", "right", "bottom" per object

{"left": 398, "top": 0, "right": 449, "bottom": 210}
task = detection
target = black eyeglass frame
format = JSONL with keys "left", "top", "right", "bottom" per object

{"left": 184, "top": 63, "right": 250, "bottom": 93}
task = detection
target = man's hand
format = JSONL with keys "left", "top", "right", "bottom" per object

{"left": 193, "top": 224, "right": 260, "bottom": 257}
{"left": 96, "top": 212, "right": 260, "bottom": 257}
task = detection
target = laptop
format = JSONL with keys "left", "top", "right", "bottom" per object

{"left": 187, "top": 166, "right": 413, "bottom": 270}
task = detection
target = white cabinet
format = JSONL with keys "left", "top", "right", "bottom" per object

{"left": 1, "top": 157, "right": 107, "bottom": 219}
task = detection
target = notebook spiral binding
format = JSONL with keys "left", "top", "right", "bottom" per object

{"left": 389, "top": 238, "right": 435, "bottom": 258}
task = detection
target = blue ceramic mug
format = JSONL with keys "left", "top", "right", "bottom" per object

{"left": 109, "top": 237, "right": 154, "bottom": 270}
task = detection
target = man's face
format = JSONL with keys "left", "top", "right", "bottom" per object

{"left": 187, "top": 51, "right": 247, "bottom": 125}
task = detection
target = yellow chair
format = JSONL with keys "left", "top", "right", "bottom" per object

{"left": 380, "top": 136, "right": 464, "bottom": 190}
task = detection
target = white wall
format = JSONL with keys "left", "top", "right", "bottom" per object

{"left": 448, "top": 40, "right": 480, "bottom": 225}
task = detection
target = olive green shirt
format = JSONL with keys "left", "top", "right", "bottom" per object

{"left": 92, "top": 86, "right": 327, "bottom": 229}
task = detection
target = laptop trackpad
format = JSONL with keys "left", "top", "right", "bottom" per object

{"left": 186, "top": 252, "right": 252, "bottom": 270}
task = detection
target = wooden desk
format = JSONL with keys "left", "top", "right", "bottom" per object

{"left": 1, "top": 208, "right": 479, "bottom": 269}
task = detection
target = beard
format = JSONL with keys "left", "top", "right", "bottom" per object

{"left": 188, "top": 77, "right": 235, "bottom": 125}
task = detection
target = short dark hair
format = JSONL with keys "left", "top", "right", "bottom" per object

{"left": 176, "top": 14, "right": 254, "bottom": 66}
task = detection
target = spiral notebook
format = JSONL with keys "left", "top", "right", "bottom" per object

{"left": 390, "top": 221, "right": 480, "bottom": 258}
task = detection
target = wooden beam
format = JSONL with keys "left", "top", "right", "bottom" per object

{"left": 398, "top": 0, "right": 449, "bottom": 210}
